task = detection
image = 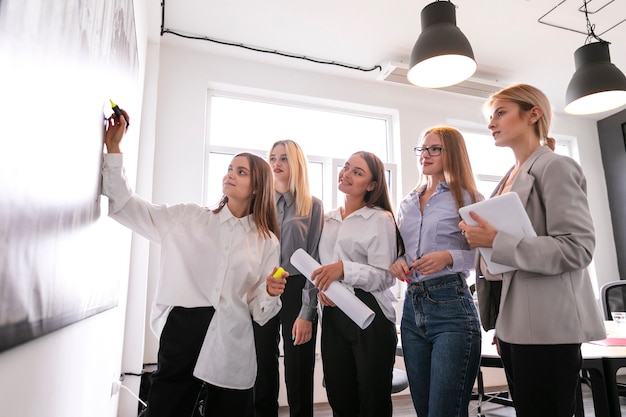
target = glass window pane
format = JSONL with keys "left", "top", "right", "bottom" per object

{"left": 209, "top": 96, "right": 389, "bottom": 161}
{"left": 308, "top": 161, "right": 324, "bottom": 202}
{"left": 464, "top": 132, "right": 514, "bottom": 177}
{"left": 207, "top": 93, "right": 396, "bottom": 211}
{"left": 460, "top": 130, "right": 578, "bottom": 198}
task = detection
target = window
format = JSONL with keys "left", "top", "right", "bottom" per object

{"left": 204, "top": 91, "right": 404, "bottom": 310}
{"left": 204, "top": 92, "right": 398, "bottom": 210}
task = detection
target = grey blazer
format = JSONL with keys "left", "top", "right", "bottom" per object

{"left": 476, "top": 145, "right": 606, "bottom": 344}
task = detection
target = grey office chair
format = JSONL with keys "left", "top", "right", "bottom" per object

{"left": 600, "top": 280, "right": 626, "bottom": 320}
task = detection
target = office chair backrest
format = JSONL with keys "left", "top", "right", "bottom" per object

{"left": 600, "top": 281, "right": 626, "bottom": 320}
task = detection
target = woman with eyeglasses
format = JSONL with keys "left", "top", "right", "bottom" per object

{"left": 389, "top": 126, "right": 483, "bottom": 417}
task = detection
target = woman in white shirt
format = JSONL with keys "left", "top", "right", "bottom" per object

{"left": 102, "top": 109, "right": 287, "bottom": 417}
{"left": 311, "top": 151, "right": 403, "bottom": 417}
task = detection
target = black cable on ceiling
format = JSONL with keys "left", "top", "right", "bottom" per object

{"left": 160, "top": 0, "right": 382, "bottom": 73}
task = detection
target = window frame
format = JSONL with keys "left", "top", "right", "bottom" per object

{"left": 202, "top": 89, "right": 400, "bottom": 211}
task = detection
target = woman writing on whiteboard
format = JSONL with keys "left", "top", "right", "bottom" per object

{"left": 459, "top": 83, "right": 605, "bottom": 417}
{"left": 250, "top": 140, "right": 323, "bottom": 417}
{"left": 310, "top": 151, "right": 403, "bottom": 417}
{"left": 389, "top": 126, "right": 482, "bottom": 417}
{"left": 102, "top": 109, "right": 287, "bottom": 417}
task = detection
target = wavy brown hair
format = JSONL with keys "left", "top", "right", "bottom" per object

{"left": 213, "top": 153, "right": 279, "bottom": 239}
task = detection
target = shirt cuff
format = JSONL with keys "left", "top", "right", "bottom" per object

{"left": 298, "top": 286, "right": 318, "bottom": 321}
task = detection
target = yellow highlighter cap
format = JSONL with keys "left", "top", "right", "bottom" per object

{"left": 273, "top": 267, "right": 285, "bottom": 278}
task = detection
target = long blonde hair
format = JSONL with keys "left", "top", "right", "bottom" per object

{"left": 417, "top": 126, "right": 480, "bottom": 210}
{"left": 269, "top": 140, "right": 313, "bottom": 217}
{"left": 485, "top": 83, "right": 556, "bottom": 150}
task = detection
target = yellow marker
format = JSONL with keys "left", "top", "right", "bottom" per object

{"left": 273, "top": 267, "right": 285, "bottom": 278}
{"left": 109, "top": 99, "right": 130, "bottom": 127}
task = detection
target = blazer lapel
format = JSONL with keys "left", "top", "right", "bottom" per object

{"left": 511, "top": 173, "right": 534, "bottom": 206}
{"left": 510, "top": 146, "right": 550, "bottom": 206}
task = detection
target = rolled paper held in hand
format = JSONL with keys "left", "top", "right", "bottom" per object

{"left": 273, "top": 267, "right": 285, "bottom": 279}
{"left": 290, "top": 248, "right": 375, "bottom": 329}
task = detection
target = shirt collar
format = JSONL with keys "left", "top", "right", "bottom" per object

{"left": 218, "top": 204, "right": 253, "bottom": 232}
{"left": 416, "top": 181, "right": 450, "bottom": 196}
{"left": 327, "top": 205, "right": 380, "bottom": 221}
{"left": 275, "top": 190, "right": 295, "bottom": 206}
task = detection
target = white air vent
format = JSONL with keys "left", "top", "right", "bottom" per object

{"left": 378, "top": 61, "right": 505, "bottom": 99}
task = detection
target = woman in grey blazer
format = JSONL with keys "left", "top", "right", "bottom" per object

{"left": 459, "top": 83, "right": 606, "bottom": 417}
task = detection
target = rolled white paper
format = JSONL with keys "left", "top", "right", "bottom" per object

{"left": 290, "top": 248, "right": 375, "bottom": 329}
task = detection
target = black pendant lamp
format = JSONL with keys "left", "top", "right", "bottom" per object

{"left": 407, "top": 1, "right": 476, "bottom": 88}
{"left": 565, "top": 41, "right": 626, "bottom": 115}
{"left": 564, "top": 1, "right": 626, "bottom": 115}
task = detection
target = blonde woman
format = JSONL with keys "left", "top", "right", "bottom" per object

{"left": 460, "top": 84, "right": 606, "bottom": 417}
{"left": 251, "top": 140, "right": 323, "bottom": 417}
{"left": 390, "top": 126, "right": 483, "bottom": 417}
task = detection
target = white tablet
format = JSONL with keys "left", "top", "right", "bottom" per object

{"left": 459, "top": 192, "right": 536, "bottom": 274}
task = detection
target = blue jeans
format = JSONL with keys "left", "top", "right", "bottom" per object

{"left": 401, "top": 274, "right": 481, "bottom": 417}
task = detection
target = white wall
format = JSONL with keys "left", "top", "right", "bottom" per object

{"left": 139, "top": 42, "right": 619, "bottom": 404}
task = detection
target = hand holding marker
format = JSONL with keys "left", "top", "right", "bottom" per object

{"left": 110, "top": 99, "right": 130, "bottom": 128}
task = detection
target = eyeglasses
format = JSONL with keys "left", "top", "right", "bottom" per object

{"left": 414, "top": 146, "right": 444, "bottom": 156}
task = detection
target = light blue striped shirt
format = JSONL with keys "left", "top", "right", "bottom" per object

{"left": 397, "top": 182, "right": 482, "bottom": 282}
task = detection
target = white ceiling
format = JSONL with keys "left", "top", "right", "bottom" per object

{"left": 147, "top": 0, "right": 626, "bottom": 120}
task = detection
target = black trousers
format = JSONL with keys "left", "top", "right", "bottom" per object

{"left": 145, "top": 306, "right": 252, "bottom": 417}
{"left": 250, "top": 274, "right": 317, "bottom": 417}
{"left": 497, "top": 338, "right": 582, "bottom": 417}
{"left": 321, "top": 289, "right": 397, "bottom": 417}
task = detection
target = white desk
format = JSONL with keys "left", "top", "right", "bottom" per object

{"left": 585, "top": 321, "right": 626, "bottom": 417}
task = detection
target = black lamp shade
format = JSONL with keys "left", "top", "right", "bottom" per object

{"left": 407, "top": 1, "right": 476, "bottom": 88}
{"left": 565, "top": 42, "right": 626, "bottom": 115}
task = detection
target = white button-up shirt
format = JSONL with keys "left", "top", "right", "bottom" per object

{"left": 318, "top": 206, "right": 398, "bottom": 323}
{"left": 102, "top": 154, "right": 281, "bottom": 389}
